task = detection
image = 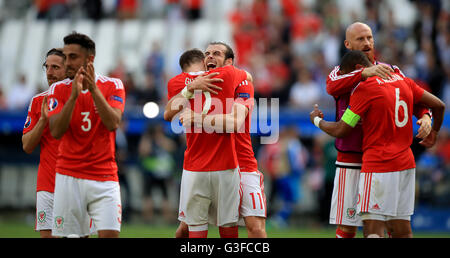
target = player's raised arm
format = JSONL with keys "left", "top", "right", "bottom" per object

{"left": 180, "top": 102, "right": 249, "bottom": 133}
{"left": 326, "top": 66, "right": 364, "bottom": 97}
{"left": 164, "top": 72, "right": 223, "bottom": 122}
{"left": 310, "top": 104, "right": 354, "bottom": 138}
{"left": 49, "top": 69, "right": 83, "bottom": 139}
{"left": 22, "top": 96, "right": 48, "bottom": 154}
{"left": 84, "top": 62, "right": 123, "bottom": 131}
{"left": 245, "top": 71, "right": 253, "bottom": 83}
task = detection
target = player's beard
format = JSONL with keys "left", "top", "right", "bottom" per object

{"left": 362, "top": 47, "right": 375, "bottom": 63}
{"left": 47, "top": 75, "right": 58, "bottom": 86}
{"left": 66, "top": 68, "right": 76, "bottom": 80}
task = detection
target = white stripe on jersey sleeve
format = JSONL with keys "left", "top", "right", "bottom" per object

{"left": 329, "top": 66, "right": 363, "bottom": 81}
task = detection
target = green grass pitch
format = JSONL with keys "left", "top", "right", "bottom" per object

{"left": 1, "top": 221, "right": 449, "bottom": 238}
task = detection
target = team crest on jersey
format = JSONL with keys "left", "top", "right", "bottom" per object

{"left": 24, "top": 116, "right": 31, "bottom": 128}
{"left": 48, "top": 98, "right": 58, "bottom": 111}
{"left": 37, "top": 211, "right": 46, "bottom": 223}
{"left": 55, "top": 216, "right": 64, "bottom": 228}
{"left": 347, "top": 208, "right": 356, "bottom": 219}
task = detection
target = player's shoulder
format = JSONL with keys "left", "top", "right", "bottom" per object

{"left": 237, "top": 79, "right": 253, "bottom": 89}
{"left": 376, "top": 60, "right": 405, "bottom": 75}
{"left": 328, "top": 65, "right": 340, "bottom": 76}
{"left": 168, "top": 72, "right": 188, "bottom": 86}
{"left": 48, "top": 78, "right": 72, "bottom": 94}
{"left": 31, "top": 89, "right": 50, "bottom": 101}
{"left": 210, "top": 64, "right": 237, "bottom": 74}
{"left": 351, "top": 77, "right": 378, "bottom": 95}
{"left": 96, "top": 74, "right": 124, "bottom": 90}
{"left": 27, "top": 90, "right": 48, "bottom": 111}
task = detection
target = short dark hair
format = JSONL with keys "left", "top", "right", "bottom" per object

{"left": 208, "top": 41, "right": 235, "bottom": 62}
{"left": 43, "top": 48, "right": 65, "bottom": 67}
{"left": 63, "top": 31, "right": 96, "bottom": 56}
{"left": 46, "top": 48, "right": 65, "bottom": 59}
{"left": 339, "top": 50, "right": 372, "bottom": 74}
{"left": 179, "top": 48, "right": 205, "bottom": 71}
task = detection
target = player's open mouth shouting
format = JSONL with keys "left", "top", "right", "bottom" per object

{"left": 206, "top": 61, "right": 216, "bottom": 69}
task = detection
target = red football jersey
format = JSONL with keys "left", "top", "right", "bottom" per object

{"left": 234, "top": 80, "right": 258, "bottom": 173}
{"left": 347, "top": 72, "right": 425, "bottom": 173}
{"left": 23, "top": 90, "right": 61, "bottom": 192}
{"left": 326, "top": 62, "right": 430, "bottom": 167}
{"left": 47, "top": 75, "right": 126, "bottom": 181}
{"left": 167, "top": 65, "right": 248, "bottom": 171}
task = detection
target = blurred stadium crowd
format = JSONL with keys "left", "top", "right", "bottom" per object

{"left": 0, "top": 0, "right": 449, "bottom": 229}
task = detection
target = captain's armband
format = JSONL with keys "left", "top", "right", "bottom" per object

{"left": 341, "top": 108, "right": 360, "bottom": 128}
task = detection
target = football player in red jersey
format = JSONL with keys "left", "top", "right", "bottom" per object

{"left": 47, "top": 32, "right": 125, "bottom": 238}
{"left": 311, "top": 50, "right": 445, "bottom": 238}
{"left": 166, "top": 44, "right": 258, "bottom": 238}
{"left": 325, "top": 22, "right": 433, "bottom": 238}
{"left": 22, "top": 48, "right": 66, "bottom": 238}
{"left": 180, "top": 78, "right": 267, "bottom": 238}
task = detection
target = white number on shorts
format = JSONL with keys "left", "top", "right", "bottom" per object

{"left": 394, "top": 88, "right": 408, "bottom": 128}
{"left": 250, "top": 192, "right": 263, "bottom": 209}
{"left": 81, "top": 111, "right": 91, "bottom": 132}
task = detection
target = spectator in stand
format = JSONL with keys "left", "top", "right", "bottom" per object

{"left": 289, "top": 69, "right": 320, "bottom": 109}
{"left": 138, "top": 124, "right": 176, "bottom": 224}
{"left": 182, "top": 0, "right": 203, "bottom": 20}
{"left": 7, "top": 74, "right": 35, "bottom": 111}
{"left": 82, "top": 0, "right": 103, "bottom": 21}
{"left": 35, "top": 0, "right": 52, "bottom": 19}
{"left": 145, "top": 42, "right": 166, "bottom": 99}
{"left": 258, "top": 127, "right": 308, "bottom": 227}
{"left": 117, "top": 0, "right": 138, "bottom": 20}
{"left": 137, "top": 74, "right": 161, "bottom": 106}
{"left": 0, "top": 87, "right": 8, "bottom": 111}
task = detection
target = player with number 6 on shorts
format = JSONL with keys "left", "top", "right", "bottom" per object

{"left": 325, "top": 22, "right": 433, "bottom": 238}
{"left": 311, "top": 50, "right": 445, "bottom": 238}
{"left": 47, "top": 32, "right": 125, "bottom": 238}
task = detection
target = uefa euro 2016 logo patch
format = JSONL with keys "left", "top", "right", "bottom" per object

{"left": 109, "top": 95, "right": 123, "bottom": 103}
{"left": 24, "top": 116, "right": 31, "bottom": 128}
{"left": 48, "top": 98, "right": 58, "bottom": 111}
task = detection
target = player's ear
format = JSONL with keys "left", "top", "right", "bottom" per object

{"left": 225, "top": 58, "right": 233, "bottom": 66}
{"left": 344, "top": 40, "right": 351, "bottom": 50}
{"left": 88, "top": 54, "right": 94, "bottom": 63}
{"left": 355, "top": 64, "right": 364, "bottom": 70}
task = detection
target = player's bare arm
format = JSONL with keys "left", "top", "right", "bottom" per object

{"left": 417, "top": 91, "right": 446, "bottom": 148}
{"left": 180, "top": 102, "right": 249, "bottom": 133}
{"left": 164, "top": 72, "right": 223, "bottom": 122}
{"left": 415, "top": 113, "right": 432, "bottom": 139}
{"left": 245, "top": 71, "right": 253, "bottom": 83}
{"left": 310, "top": 104, "right": 353, "bottom": 138}
{"left": 84, "top": 62, "right": 122, "bottom": 131}
{"left": 49, "top": 69, "right": 83, "bottom": 139}
{"left": 187, "top": 72, "right": 223, "bottom": 94}
{"left": 22, "top": 96, "right": 48, "bottom": 154}
{"left": 361, "top": 64, "right": 394, "bottom": 80}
